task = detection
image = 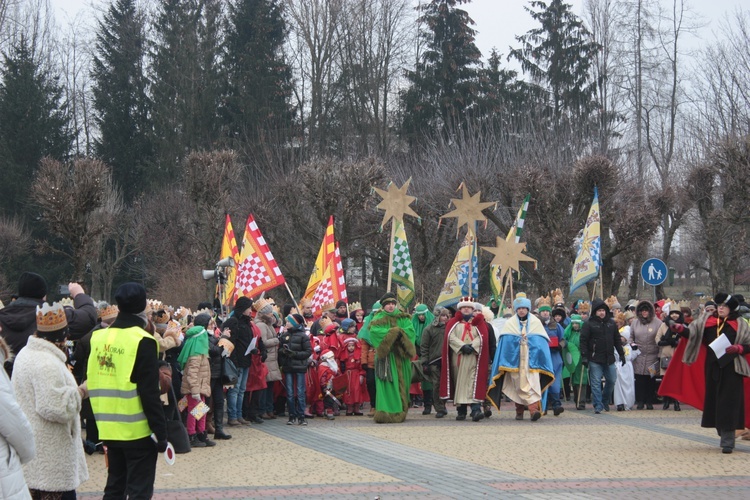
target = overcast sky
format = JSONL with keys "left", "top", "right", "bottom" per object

{"left": 52, "top": 0, "right": 745, "bottom": 63}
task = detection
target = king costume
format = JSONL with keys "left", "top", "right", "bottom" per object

{"left": 367, "top": 293, "right": 417, "bottom": 423}
{"left": 438, "top": 298, "right": 491, "bottom": 422}
{"left": 487, "top": 294, "right": 555, "bottom": 421}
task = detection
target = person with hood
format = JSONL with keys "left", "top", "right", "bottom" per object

{"left": 279, "top": 314, "right": 312, "bottom": 425}
{"left": 87, "top": 283, "right": 167, "bottom": 498}
{"left": 487, "top": 293, "right": 554, "bottom": 422}
{"left": 1, "top": 273, "right": 96, "bottom": 376}
{"left": 657, "top": 308, "right": 685, "bottom": 411}
{"left": 357, "top": 301, "right": 381, "bottom": 417}
{"left": 0, "top": 334, "right": 35, "bottom": 500}
{"left": 254, "top": 301, "right": 280, "bottom": 421}
{"left": 409, "top": 304, "right": 433, "bottom": 408}
{"left": 419, "top": 308, "right": 450, "bottom": 417}
{"left": 202, "top": 313, "right": 232, "bottom": 440}
{"left": 629, "top": 300, "right": 666, "bottom": 409}
{"left": 13, "top": 302, "right": 89, "bottom": 498}
{"left": 366, "top": 293, "right": 417, "bottom": 423}
{"left": 179, "top": 318, "right": 215, "bottom": 448}
{"left": 537, "top": 296, "right": 565, "bottom": 416}
{"left": 580, "top": 299, "right": 626, "bottom": 414}
{"left": 662, "top": 293, "right": 750, "bottom": 453}
{"left": 562, "top": 315, "right": 588, "bottom": 410}
{"left": 223, "top": 297, "right": 255, "bottom": 426}
{"left": 439, "top": 298, "right": 491, "bottom": 422}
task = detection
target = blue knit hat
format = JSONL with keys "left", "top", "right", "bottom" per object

{"left": 513, "top": 293, "right": 532, "bottom": 312}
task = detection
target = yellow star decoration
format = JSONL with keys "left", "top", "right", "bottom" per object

{"left": 481, "top": 237, "right": 537, "bottom": 275}
{"left": 441, "top": 184, "right": 495, "bottom": 236}
{"left": 373, "top": 178, "right": 419, "bottom": 228}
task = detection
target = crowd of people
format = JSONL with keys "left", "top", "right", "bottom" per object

{"left": 2, "top": 270, "right": 750, "bottom": 498}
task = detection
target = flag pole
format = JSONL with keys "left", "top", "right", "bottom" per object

{"left": 468, "top": 224, "right": 476, "bottom": 299}
{"left": 284, "top": 282, "right": 300, "bottom": 313}
{"left": 499, "top": 269, "right": 510, "bottom": 311}
{"left": 386, "top": 220, "right": 396, "bottom": 292}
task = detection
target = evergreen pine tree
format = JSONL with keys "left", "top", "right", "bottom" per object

{"left": 401, "top": 0, "right": 482, "bottom": 142}
{"left": 222, "top": 0, "right": 294, "bottom": 154}
{"left": 91, "top": 0, "right": 153, "bottom": 202}
{"left": 150, "top": 0, "right": 223, "bottom": 172}
{"left": 510, "top": 0, "right": 600, "bottom": 134}
{"left": 0, "top": 37, "right": 72, "bottom": 215}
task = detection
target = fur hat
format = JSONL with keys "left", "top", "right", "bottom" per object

{"left": 234, "top": 297, "right": 254, "bottom": 314}
{"left": 115, "top": 283, "right": 147, "bottom": 314}
{"left": 714, "top": 293, "right": 739, "bottom": 312}
{"left": 457, "top": 296, "right": 474, "bottom": 309}
{"left": 380, "top": 292, "right": 397, "bottom": 305}
{"left": 513, "top": 293, "right": 531, "bottom": 312}
{"left": 18, "top": 272, "right": 47, "bottom": 299}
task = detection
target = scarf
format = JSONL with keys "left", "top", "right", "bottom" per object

{"left": 177, "top": 326, "right": 209, "bottom": 368}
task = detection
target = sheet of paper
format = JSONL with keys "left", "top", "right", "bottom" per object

{"left": 709, "top": 333, "right": 731, "bottom": 359}
{"left": 245, "top": 336, "right": 258, "bottom": 356}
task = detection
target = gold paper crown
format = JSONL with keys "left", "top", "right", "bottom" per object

{"left": 349, "top": 301, "right": 362, "bottom": 312}
{"left": 173, "top": 306, "right": 191, "bottom": 320}
{"left": 253, "top": 298, "right": 272, "bottom": 313}
{"left": 59, "top": 297, "right": 74, "bottom": 308}
{"left": 194, "top": 307, "right": 213, "bottom": 318}
{"left": 677, "top": 300, "right": 690, "bottom": 309}
{"left": 536, "top": 295, "right": 551, "bottom": 309}
{"left": 605, "top": 295, "right": 620, "bottom": 309}
{"left": 100, "top": 304, "right": 119, "bottom": 321}
{"left": 146, "top": 299, "right": 163, "bottom": 314}
{"left": 36, "top": 302, "right": 68, "bottom": 332}
{"left": 299, "top": 298, "right": 312, "bottom": 308}
{"left": 577, "top": 301, "right": 591, "bottom": 314}
{"left": 552, "top": 288, "right": 564, "bottom": 306}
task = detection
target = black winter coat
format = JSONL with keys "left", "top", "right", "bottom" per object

{"left": 580, "top": 300, "right": 624, "bottom": 365}
{"left": 278, "top": 326, "right": 312, "bottom": 374}
{"left": 208, "top": 332, "right": 229, "bottom": 380}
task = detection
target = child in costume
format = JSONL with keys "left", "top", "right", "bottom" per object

{"left": 614, "top": 336, "right": 640, "bottom": 410}
{"left": 341, "top": 338, "right": 365, "bottom": 415}
{"left": 318, "top": 350, "right": 340, "bottom": 420}
{"left": 562, "top": 315, "right": 588, "bottom": 410}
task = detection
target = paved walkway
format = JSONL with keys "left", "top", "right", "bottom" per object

{"left": 78, "top": 401, "right": 750, "bottom": 499}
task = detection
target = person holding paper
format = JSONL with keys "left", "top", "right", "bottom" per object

{"left": 179, "top": 320, "right": 215, "bottom": 448}
{"left": 666, "top": 293, "right": 750, "bottom": 454}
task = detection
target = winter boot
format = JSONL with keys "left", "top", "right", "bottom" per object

{"left": 346, "top": 405, "right": 355, "bottom": 416}
{"left": 663, "top": 398, "right": 671, "bottom": 410}
{"left": 515, "top": 403, "right": 525, "bottom": 420}
{"left": 189, "top": 434, "right": 206, "bottom": 448}
{"left": 422, "top": 404, "right": 432, "bottom": 416}
{"left": 673, "top": 401, "right": 681, "bottom": 411}
{"left": 199, "top": 431, "right": 216, "bottom": 447}
{"left": 214, "top": 428, "right": 232, "bottom": 440}
{"left": 529, "top": 402, "right": 542, "bottom": 422}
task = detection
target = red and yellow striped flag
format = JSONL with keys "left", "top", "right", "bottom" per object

{"left": 220, "top": 214, "right": 239, "bottom": 307}
{"left": 303, "top": 216, "right": 336, "bottom": 301}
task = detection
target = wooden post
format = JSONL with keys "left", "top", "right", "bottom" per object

{"left": 284, "top": 282, "right": 300, "bottom": 313}
{"left": 386, "top": 220, "right": 396, "bottom": 292}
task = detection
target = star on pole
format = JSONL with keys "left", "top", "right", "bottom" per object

{"left": 373, "top": 178, "right": 419, "bottom": 229}
{"left": 441, "top": 184, "right": 496, "bottom": 237}
{"left": 481, "top": 236, "right": 537, "bottom": 274}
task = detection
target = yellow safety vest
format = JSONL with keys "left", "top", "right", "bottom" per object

{"left": 87, "top": 326, "right": 158, "bottom": 441}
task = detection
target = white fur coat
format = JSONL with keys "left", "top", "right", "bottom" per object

{"left": 0, "top": 338, "right": 35, "bottom": 500}
{"left": 12, "top": 336, "right": 88, "bottom": 491}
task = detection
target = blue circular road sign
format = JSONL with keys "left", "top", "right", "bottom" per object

{"left": 641, "top": 258, "right": 667, "bottom": 286}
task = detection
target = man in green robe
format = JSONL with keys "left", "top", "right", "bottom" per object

{"left": 367, "top": 293, "right": 417, "bottom": 423}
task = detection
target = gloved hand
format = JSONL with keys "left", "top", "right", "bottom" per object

{"left": 726, "top": 344, "right": 744, "bottom": 356}
{"left": 581, "top": 358, "right": 589, "bottom": 367}
{"left": 621, "top": 356, "right": 627, "bottom": 366}
{"left": 670, "top": 323, "right": 685, "bottom": 335}
{"left": 192, "top": 393, "right": 201, "bottom": 401}
{"left": 261, "top": 354, "right": 268, "bottom": 362}
{"left": 156, "top": 439, "right": 169, "bottom": 453}
{"left": 630, "top": 344, "right": 639, "bottom": 351}
{"left": 459, "top": 345, "right": 475, "bottom": 355}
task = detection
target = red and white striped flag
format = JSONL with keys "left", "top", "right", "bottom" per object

{"left": 311, "top": 242, "right": 347, "bottom": 314}
{"left": 235, "top": 214, "right": 285, "bottom": 298}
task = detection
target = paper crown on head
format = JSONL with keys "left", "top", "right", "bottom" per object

{"left": 349, "top": 301, "right": 363, "bottom": 312}
{"left": 457, "top": 296, "right": 474, "bottom": 309}
{"left": 36, "top": 302, "right": 68, "bottom": 332}
{"left": 146, "top": 299, "right": 163, "bottom": 314}
{"left": 552, "top": 288, "right": 564, "bottom": 307}
{"left": 173, "top": 306, "right": 191, "bottom": 320}
{"left": 299, "top": 298, "right": 313, "bottom": 308}
{"left": 536, "top": 295, "right": 552, "bottom": 312}
{"left": 605, "top": 295, "right": 621, "bottom": 310}
{"left": 194, "top": 307, "right": 213, "bottom": 318}
{"left": 577, "top": 301, "right": 591, "bottom": 314}
{"left": 253, "top": 298, "right": 273, "bottom": 313}
{"left": 513, "top": 292, "right": 531, "bottom": 312}
{"left": 99, "top": 303, "right": 119, "bottom": 321}
{"left": 677, "top": 300, "right": 690, "bottom": 309}
{"left": 59, "top": 296, "right": 74, "bottom": 308}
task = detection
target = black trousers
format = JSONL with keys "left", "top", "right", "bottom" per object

{"left": 81, "top": 398, "right": 98, "bottom": 443}
{"left": 634, "top": 374, "right": 656, "bottom": 404}
{"left": 365, "top": 367, "right": 376, "bottom": 406}
{"left": 209, "top": 377, "right": 225, "bottom": 431}
{"left": 104, "top": 446, "right": 158, "bottom": 500}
